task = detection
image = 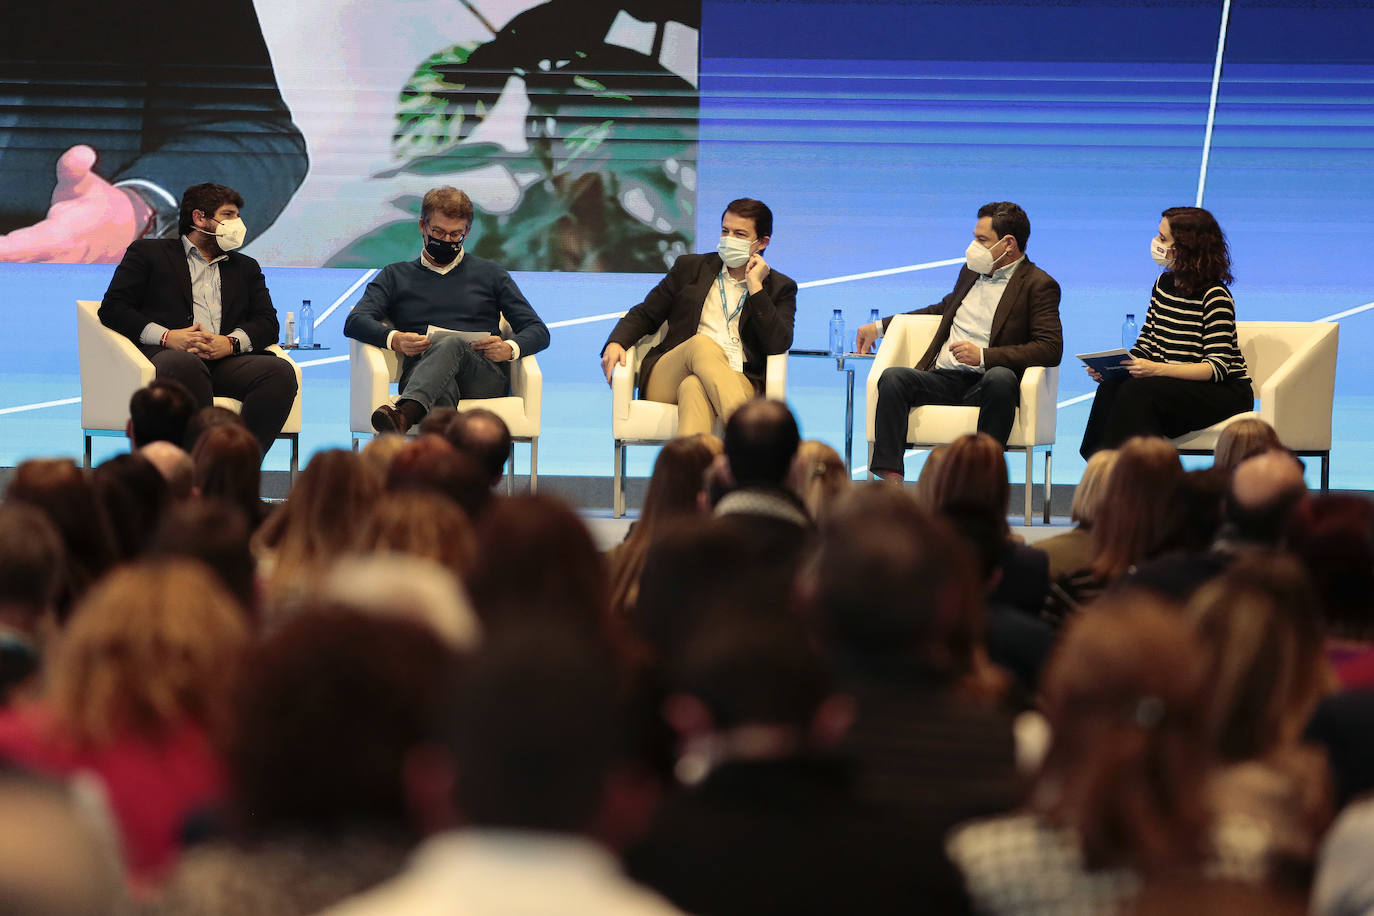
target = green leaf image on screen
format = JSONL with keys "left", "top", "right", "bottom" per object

{"left": 328, "top": 5, "right": 700, "bottom": 273}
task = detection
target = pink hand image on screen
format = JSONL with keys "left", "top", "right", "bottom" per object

{"left": 0, "top": 145, "right": 144, "bottom": 264}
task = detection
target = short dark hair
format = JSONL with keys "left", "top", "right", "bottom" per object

{"left": 421, "top": 186, "right": 474, "bottom": 224}
{"left": 183, "top": 405, "right": 247, "bottom": 453}
{"left": 447, "top": 627, "right": 624, "bottom": 832}
{"left": 179, "top": 183, "right": 244, "bottom": 237}
{"left": 724, "top": 399, "right": 799, "bottom": 489}
{"left": 149, "top": 499, "right": 256, "bottom": 615}
{"left": 0, "top": 505, "right": 65, "bottom": 614}
{"left": 977, "top": 201, "right": 1030, "bottom": 253}
{"left": 723, "top": 198, "right": 773, "bottom": 240}
{"left": 93, "top": 453, "right": 169, "bottom": 562}
{"left": 129, "top": 379, "right": 196, "bottom": 448}
{"left": 444, "top": 408, "right": 512, "bottom": 485}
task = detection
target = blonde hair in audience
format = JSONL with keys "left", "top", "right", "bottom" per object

{"left": 1212, "top": 418, "right": 1281, "bottom": 473}
{"left": 1071, "top": 448, "right": 1118, "bottom": 527}
{"left": 47, "top": 558, "right": 247, "bottom": 747}
{"left": 359, "top": 432, "right": 409, "bottom": 479}
{"left": 358, "top": 491, "right": 477, "bottom": 579}
{"left": 788, "top": 440, "right": 848, "bottom": 523}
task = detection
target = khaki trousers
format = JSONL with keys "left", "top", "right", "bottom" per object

{"left": 644, "top": 334, "right": 756, "bottom": 437}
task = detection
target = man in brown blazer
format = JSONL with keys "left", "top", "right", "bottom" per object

{"left": 600, "top": 199, "right": 797, "bottom": 437}
{"left": 858, "top": 201, "right": 1062, "bottom": 480}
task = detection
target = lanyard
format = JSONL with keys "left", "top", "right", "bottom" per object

{"left": 716, "top": 273, "right": 747, "bottom": 343}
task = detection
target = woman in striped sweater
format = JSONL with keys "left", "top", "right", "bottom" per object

{"left": 1079, "top": 206, "right": 1253, "bottom": 458}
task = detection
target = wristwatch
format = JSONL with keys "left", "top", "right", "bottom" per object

{"left": 230, "top": 337, "right": 242, "bottom": 356}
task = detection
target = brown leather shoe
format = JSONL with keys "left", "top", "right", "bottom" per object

{"left": 371, "top": 403, "right": 410, "bottom": 434}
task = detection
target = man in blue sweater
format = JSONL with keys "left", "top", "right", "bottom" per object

{"left": 344, "top": 186, "right": 550, "bottom": 433}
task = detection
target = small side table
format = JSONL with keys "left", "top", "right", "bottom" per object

{"left": 788, "top": 349, "right": 875, "bottom": 475}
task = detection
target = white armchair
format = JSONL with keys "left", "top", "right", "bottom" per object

{"left": 612, "top": 325, "right": 788, "bottom": 518}
{"left": 864, "top": 314, "right": 1058, "bottom": 525}
{"left": 1170, "top": 321, "right": 1338, "bottom": 490}
{"left": 76, "top": 299, "right": 302, "bottom": 477}
{"left": 349, "top": 316, "right": 542, "bottom": 493}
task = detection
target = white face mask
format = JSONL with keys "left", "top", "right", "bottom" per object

{"left": 965, "top": 236, "right": 1007, "bottom": 275}
{"left": 207, "top": 217, "right": 247, "bottom": 252}
{"left": 1150, "top": 237, "right": 1174, "bottom": 269}
{"left": 717, "top": 235, "right": 753, "bottom": 268}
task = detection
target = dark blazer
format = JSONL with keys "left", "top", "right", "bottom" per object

{"left": 605, "top": 252, "right": 797, "bottom": 394}
{"left": 99, "top": 238, "right": 280, "bottom": 350}
{"left": 884, "top": 258, "right": 1063, "bottom": 377}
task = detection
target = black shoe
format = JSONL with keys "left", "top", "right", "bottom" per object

{"left": 371, "top": 403, "right": 410, "bottom": 434}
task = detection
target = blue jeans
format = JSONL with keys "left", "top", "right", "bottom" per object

{"left": 398, "top": 335, "right": 509, "bottom": 411}
{"left": 870, "top": 365, "right": 1020, "bottom": 477}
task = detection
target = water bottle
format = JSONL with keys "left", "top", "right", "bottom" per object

{"left": 829, "top": 309, "right": 845, "bottom": 358}
{"left": 300, "top": 299, "right": 314, "bottom": 348}
{"left": 282, "top": 311, "right": 295, "bottom": 347}
{"left": 868, "top": 307, "right": 882, "bottom": 351}
{"left": 1121, "top": 313, "right": 1138, "bottom": 350}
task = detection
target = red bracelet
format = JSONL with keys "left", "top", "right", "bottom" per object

{"left": 160, "top": 330, "right": 169, "bottom": 347}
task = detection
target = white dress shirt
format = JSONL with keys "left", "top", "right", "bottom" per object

{"left": 933, "top": 255, "right": 1023, "bottom": 373}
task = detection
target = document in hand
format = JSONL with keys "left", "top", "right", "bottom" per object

{"left": 1077, "top": 348, "right": 1132, "bottom": 380}
{"left": 426, "top": 325, "right": 492, "bottom": 344}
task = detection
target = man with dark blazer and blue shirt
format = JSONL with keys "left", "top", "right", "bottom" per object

{"left": 857, "top": 201, "right": 1062, "bottom": 480}
{"left": 99, "top": 182, "right": 298, "bottom": 460}
{"left": 345, "top": 186, "right": 550, "bottom": 435}
{"left": 600, "top": 198, "right": 797, "bottom": 437}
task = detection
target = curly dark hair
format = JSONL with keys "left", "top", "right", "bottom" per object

{"left": 1162, "top": 206, "right": 1233, "bottom": 294}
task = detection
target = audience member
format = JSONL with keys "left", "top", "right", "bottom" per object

{"left": 925, "top": 433, "right": 1049, "bottom": 616}
{"left": 128, "top": 378, "right": 197, "bottom": 449}
{"left": 1043, "top": 436, "right": 1183, "bottom": 624}
{"left": 1286, "top": 495, "right": 1374, "bottom": 683}
{"left": 140, "top": 440, "right": 195, "bottom": 500}
{"left": 1314, "top": 795, "right": 1374, "bottom": 916}
{"left": 0, "top": 559, "right": 247, "bottom": 885}
{"left": 607, "top": 434, "right": 719, "bottom": 622}
{"left": 357, "top": 493, "right": 478, "bottom": 581}
{"left": 0, "top": 768, "right": 126, "bottom": 915}
{"left": 4, "top": 458, "right": 117, "bottom": 621}
{"left": 358, "top": 433, "right": 408, "bottom": 480}
{"left": 1213, "top": 417, "right": 1282, "bottom": 473}
{"left": 442, "top": 407, "right": 513, "bottom": 488}
{"left": 150, "top": 609, "right": 463, "bottom": 916}
{"left": 92, "top": 451, "right": 169, "bottom": 561}
{"left": 627, "top": 613, "right": 972, "bottom": 915}
{"left": 810, "top": 486, "right": 1019, "bottom": 838}
{"left": 182, "top": 404, "right": 247, "bottom": 454}
{"left": 911, "top": 442, "right": 949, "bottom": 506}
{"left": 318, "top": 554, "right": 482, "bottom": 653}
{"left": 1186, "top": 553, "right": 1332, "bottom": 887}
{"left": 467, "top": 495, "right": 609, "bottom": 641}
{"left": 1035, "top": 448, "right": 1117, "bottom": 580}
{"left": 149, "top": 499, "right": 258, "bottom": 618}
{"left": 320, "top": 627, "right": 683, "bottom": 915}
{"left": 385, "top": 434, "right": 492, "bottom": 519}
{"left": 0, "top": 506, "right": 65, "bottom": 706}
{"left": 948, "top": 595, "right": 1259, "bottom": 914}
{"left": 192, "top": 423, "right": 269, "bottom": 529}
{"left": 786, "top": 440, "right": 849, "bottom": 525}
{"left": 252, "top": 450, "right": 382, "bottom": 609}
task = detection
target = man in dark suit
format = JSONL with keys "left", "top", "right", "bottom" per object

{"left": 600, "top": 198, "right": 797, "bottom": 437}
{"left": 99, "top": 182, "right": 297, "bottom": 460}
{"left": 859, "top": 201, "right": 1062, "bottom": 479}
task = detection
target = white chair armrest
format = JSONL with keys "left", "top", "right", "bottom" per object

{"left": 350, "top": 338, "right": 395, "bottom": 434}
{"left": 865, "top": 314, "right": 939, "bottom": 441}
{"left": 1014, "top": 365, "right": 1059, "bottom": 446}
{"left": 1257, "top": 323, "right": 1338, "bottom": 450}
{"left": 611, "top": 345, "right": 638, "bottom": 423}
{"left": 77, "top": 299, "right": 154, "bottom": 431}
{"left": 264, "top": 345, "right": 304, "bottom": 434}
{"left": 765, "top": 352, "right": 787, "bottom": 401}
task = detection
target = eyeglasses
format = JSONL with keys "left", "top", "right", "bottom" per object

{"left": 425, "top": 224, "right": 468, "bottom": 243}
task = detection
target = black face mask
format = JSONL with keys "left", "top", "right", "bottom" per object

{"left": 425, "top": 235, "right": 462, "bottom": 265}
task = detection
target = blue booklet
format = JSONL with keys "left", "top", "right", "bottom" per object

{"left": 1077, "top": 348, "right": 1132, "bottom": 379}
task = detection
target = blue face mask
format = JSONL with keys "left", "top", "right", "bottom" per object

{"left": 717, "top": 235, "right": 753, "bottom": 268}
{"left": 425, "top": 235, "right": 462, "bottom": 265}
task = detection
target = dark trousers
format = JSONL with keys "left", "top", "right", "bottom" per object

{"left": 143, "top": 346, "right": 297, "bottom": 459}
{"left": 398, "top": 335, "right": 509, "bottom": 413}
{"left": 871, "top": 365, "right": 1019, "bottom": 477}
{"left": 1079, "top": 374, "right": 1254, "bottom": 459}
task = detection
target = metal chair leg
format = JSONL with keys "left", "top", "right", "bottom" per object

{"left": 1043, "top": 450, "right": 1053, "bottom": 525}
{"left": 1321, "top": 453, "right": 1330, "bottom": 492}
{"left": 289, "top": 435, "right": 299, "bottom": 485}
{"left": 613, "top": 442, "right": 625, "bottom": 518}
{"left": 83, "top": 434, "right": 93, "bottom": 469}
{"left": 529, "top": 439, "right": 538, "bottom": 494}
{"left": 1023, "top": 448, "right": 1033, "bottom": 527}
